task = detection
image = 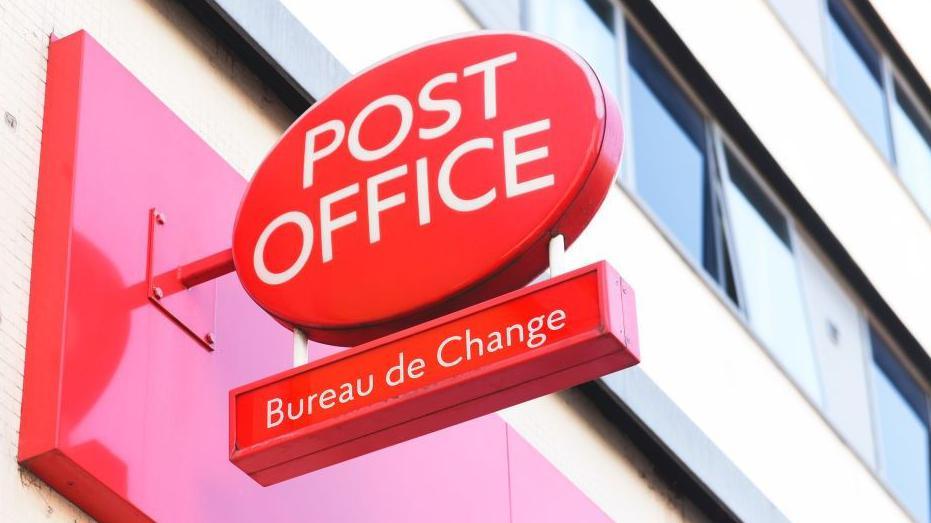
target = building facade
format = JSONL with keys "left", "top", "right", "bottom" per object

{"left": 0, "top": 0, "right": 929, "bottom": 521}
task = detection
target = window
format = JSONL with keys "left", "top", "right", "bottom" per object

{"left": 626, "top": 25, "right": 739, "bottom": 305}
{"left": 825, "top": 0, "right": 893, "bottom": 160}
{"left": 524, "top": 0, "right": 620, "bottom": 96}
{"left": 721, "top": 146, "right": 820, "bottom": 403}
{"left": 889, "top": 81, "right": 931, "bottom": 218}
{"left": 869, "top": 327, "right": 931, "bottom": 523}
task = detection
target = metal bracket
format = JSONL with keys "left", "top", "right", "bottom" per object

{"left": 146, "top": 208, "right": 236, "bottom": 351}
{"left": 293, "top": 328, "right": 309, "bottom": 367}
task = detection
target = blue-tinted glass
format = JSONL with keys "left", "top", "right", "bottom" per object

{"left": 525, "top": 0, "right": 619, "bottom": 97}
{"left": 626, "top": 27, "right": 713, "bottom": 274}
{"left": 870, "top": 328, "right": 930, "bottom": 523}
{"left": 827, "top": 0, "right": 893, "bottom": 160}
{"left": 890, "top": 83, "right": 931, "bottom": 218}
{"left": 724, "top": 149, "right": 821, "bottom": 404}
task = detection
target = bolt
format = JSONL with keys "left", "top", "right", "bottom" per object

{"left": 154, "top": 212, "right": 166, "bottom": 225}
{"left": 152, "top": 286, "right": 164, "bottom": 299}
{"left": 4, "top": 112, "right": 16, "bottom": 130}
{"left": 205, "top": 332, "right": 216, "bottom": 345}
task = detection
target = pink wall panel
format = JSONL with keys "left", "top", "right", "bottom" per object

{"left": 507, "top": 426, "right": 612, "bottom": 522}
{"left": 19, "top": 30, "right": 606, "bottom": 523}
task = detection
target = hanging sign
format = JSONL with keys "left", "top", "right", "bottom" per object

{"left": 232, "top": 32, "right": 622, "bottom": 344}
{"left": 231, "top": 262, "right": 638, "bottom": 485}
{"left": 230, "top": 32, "right": 636, "bottom": 485}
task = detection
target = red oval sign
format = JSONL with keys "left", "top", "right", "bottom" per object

{"left": 233, "top": 32, "right": 622, "bottom": 344}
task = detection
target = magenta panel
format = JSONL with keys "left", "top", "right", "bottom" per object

{"left": 19, "top": 30, "right": 607, "bottom": 522}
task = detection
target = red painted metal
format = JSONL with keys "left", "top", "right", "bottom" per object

{"left": 19, "top": 30, "right": 621, "bottom": 523}
{"left": 178, "top": 248, "right": 235, "bottom": 288}
{"left": 233, "top": 32, "right": 624, "bottom": 345}
{"left": 231, "top": 262, "right": 638, "bottom": 485}
{"left": 146, "top": 207, "right": 219, "bottom": 350}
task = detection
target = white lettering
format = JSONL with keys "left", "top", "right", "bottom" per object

{"left": 254, "top": 211, "right": 314, "bottom": 285}
{"left": 547, "top": 309, "right": 566, "bottom": 331}
{"left": 303, "top": 120, "right": 345, "bottom": 188}
{"left": 348, "top": 94, "right": 413, "bottom": 161}
{"left": 418, "top": 72, "right": 461, "bottom": 139}
{"left": 367, "top": 165, "right": 407, "bottom": 243}
{"left": 503, "top": 119, "right": 553, "bottom": 197}
{"left": 319, "top": 389, "right": 337, "bottom": 409}
{"left": 267, "top": 398, "right": 283, "bottom": 428}
{"left": 416, "top": 157, "right": 431, "bottom": 225}
{"left": 320, "top": 183, "right": 359, "bottom": 263}
{"left": 437, "top": 336, "right": 463, "bottom": 368}
{"left": 438, "top": 137, "right": 496, "bottom": 212}
{"left": 463, "top": 52, "right": 517, "bottom": 120}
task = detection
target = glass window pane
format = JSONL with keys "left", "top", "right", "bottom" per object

{"left": 870, "top": 328, "right": 930, "bottom": 523}
{"left": 766, "top": 0, "right": 828, "bottom": 72}
{"left": 524, "top": 0, "right": 619, "bottom": 96}
{"left": 723, "top": 149, "right": 821, "bottom": 404}
{"left": 890, "top": 82, "right": 931, "bottom": 218}
{"left": 826, "top": 0, "right": 892, "bottom": 160}
{"left": 626, "top": 28, "right": 716, "bottom": 275}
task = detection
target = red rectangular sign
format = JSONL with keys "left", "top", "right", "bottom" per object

{"left": 230, "top": 261, "right": 638, "bottom": 485}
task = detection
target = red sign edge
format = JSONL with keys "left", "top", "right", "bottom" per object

{"left": 229, "top": 261, "right": 638, "bottom": 485}
{"left": 17, "top": 31, "right": 152, "bottom": 523}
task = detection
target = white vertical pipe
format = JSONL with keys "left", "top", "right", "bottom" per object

{"left": 293, "top": 327, "right": 309, "bottom": 367}
{"left": 549, "top": 234, "right": 566, "bottom": 278}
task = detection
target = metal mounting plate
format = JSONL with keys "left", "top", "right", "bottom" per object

{"left": 146, "top": 208, "right": 217, "bottom": 350}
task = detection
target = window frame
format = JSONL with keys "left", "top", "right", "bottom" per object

{"left": 619, "top": 8, "right": 836, "bottom": 405}
{"left": 864, "top": 319, "right": 931, "bottom": 522}
{"left": 823, "top": 0, "right": 895, "bottom": 162}
{"left": 714, "top": 129, "right": 826, "bottom": 407}
{"left": 578, "top": 1, "right": 832, "bottom": 410}
{"left": 618, "top": 13, "right": 746, "bottom": 315}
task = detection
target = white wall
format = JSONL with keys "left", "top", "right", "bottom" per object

{"left": 280, "top": 0, "right": 480, "bottom": 73}
{"left": 0, "top": 1, "right": 290, "bottom": 520}
{"left": 870, "top": 0, "right": 931, "bottom": 90}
